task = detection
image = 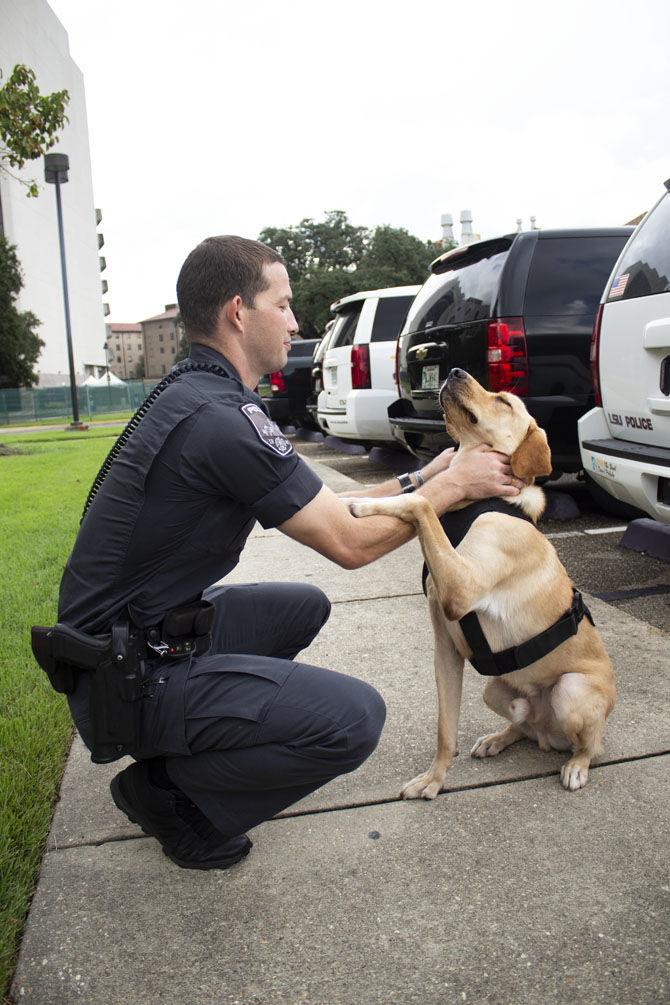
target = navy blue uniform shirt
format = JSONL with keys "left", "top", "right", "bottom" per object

{"left": 58, "top": 343, "right": 323, "bottom": 634}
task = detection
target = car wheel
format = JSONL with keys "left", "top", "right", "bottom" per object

{"left": 296, "top": 414, "right": 320, "bottom": 432}
{"left": 584, "top": 473, "right": 646, "bottom": 521}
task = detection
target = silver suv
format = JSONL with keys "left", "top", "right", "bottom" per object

{"left": 579, "top": 179, "right": 670, "bottom": 522}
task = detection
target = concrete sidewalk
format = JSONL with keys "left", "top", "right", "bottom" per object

{"left": 11, "top": 459, "right": 670, "bottom": 1004}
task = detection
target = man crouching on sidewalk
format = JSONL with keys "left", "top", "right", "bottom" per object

{"left": 57, "top": 235, "right": 522, "bottom": 869}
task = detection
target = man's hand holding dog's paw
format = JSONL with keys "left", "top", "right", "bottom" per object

{"left": 343, "top": 496, "right": 412, "bottom": 521}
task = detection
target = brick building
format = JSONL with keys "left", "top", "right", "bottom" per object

{"left": 107, "top": 323, "right": 144, "bottom": 379}
{"left": 141, "top": 304, "right": 181, "bottom": 378}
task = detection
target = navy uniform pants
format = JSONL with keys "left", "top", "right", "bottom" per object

{"left": 137, "top": 582, "right": 386, "bottom": 838}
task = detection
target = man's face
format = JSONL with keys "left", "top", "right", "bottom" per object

{"left": 241, "top": 263, "right": 298, "bottom": 376}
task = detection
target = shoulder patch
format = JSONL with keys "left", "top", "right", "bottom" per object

{"left": 240, "top": 403, "right": 293, "bottom": 457}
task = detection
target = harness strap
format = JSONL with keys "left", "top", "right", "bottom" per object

{"left": 459, "top": 588, "right": 595, "bottom": 677}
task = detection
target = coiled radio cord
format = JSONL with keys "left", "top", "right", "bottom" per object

{"left": 81, "top": 361, "right": 230, "bottom": 522}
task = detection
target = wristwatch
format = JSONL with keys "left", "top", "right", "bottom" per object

{"left": 397, "top": 470, "right": 425, "bottom": 494}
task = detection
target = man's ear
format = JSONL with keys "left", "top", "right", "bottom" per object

{"left": 510, "top": 424, "right": 552, "bottom": 480}
{"left": 223, "top": 295, "right": 244, "bottom": 333}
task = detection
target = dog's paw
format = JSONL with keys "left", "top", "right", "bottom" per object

{"left": 341, "top": 497, "right": 379, "bottom": 519}
{"left": 470, "top": 732, "right": 508, "bottom": 758}
{"left": 400, "top": 772, "right": 444, "bottom": 800}
{"left": 560, "top": 758, "right": 589, "bottom": 791}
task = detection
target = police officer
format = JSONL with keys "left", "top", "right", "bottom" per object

{"left": 58, "top": 235, "right": 522, "bottom": 870}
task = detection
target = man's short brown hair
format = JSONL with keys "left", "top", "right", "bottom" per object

{"left": 176, "top": 235, "right": 285, "bottom": 341}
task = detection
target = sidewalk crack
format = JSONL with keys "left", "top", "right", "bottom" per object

{"left": 46, "top": 748, "right": 670, "bottom": 854}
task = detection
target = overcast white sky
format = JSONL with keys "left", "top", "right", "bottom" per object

{"left": 48, "top": 0, "right": 670, "bottom": 323}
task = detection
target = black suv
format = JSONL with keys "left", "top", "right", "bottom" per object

{"left": 389, "top": 228, "right": 632, "bottom": 473}
{"left": 257, "top": 337, "right": 320, "bottom": 428}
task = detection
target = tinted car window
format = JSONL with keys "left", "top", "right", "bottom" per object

{"left": 608, "top": 194, "right": 670, "bottom": 302}
{"left": 313, "top": 326, "right": 336, "bottom": 364}
{"left": 370, "top": 296, "right": 413, "bottom": 343}
{"left": 524, "top": 236, "right": 628, "bottom": 316}
{"left": 406, "top": 239, "right": 511, "bottom": 331}
{"left": 331, "top": 304, "right": 363, "bottom": 348}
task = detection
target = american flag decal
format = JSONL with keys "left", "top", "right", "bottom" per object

{"left": 609, "top": 273, "right": 629, "bottom": 298}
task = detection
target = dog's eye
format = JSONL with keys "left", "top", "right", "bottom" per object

{"left": 466, "top": 409, "right": 478, "bottom": 424}
{"left": 496, "top": 397, "right": 513, "bottom": 409}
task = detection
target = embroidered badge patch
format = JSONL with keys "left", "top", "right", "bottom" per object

{"left": 240, "top": 403, "right": 293, "bottom": 457}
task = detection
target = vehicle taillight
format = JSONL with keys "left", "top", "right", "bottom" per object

{"left": 351, "top": 345, "right": 371, "bottom": 389}
{"left": 486, "top": 317, "right": 528, "bottom": 395}
{"left": 590, "top": 304, "right": 603, "bottom": 407}
{"left": 269, "top": 371, "right": 286, "bottom": 393}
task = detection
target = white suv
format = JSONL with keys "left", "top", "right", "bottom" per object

{"left": 317, "top": 285, "right": 419, "bottom": 444}
{"left": 579, "top": 179, "right": 670, "bottom": 522}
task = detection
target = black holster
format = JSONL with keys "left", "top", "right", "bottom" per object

{"left": 31, "top": 620, "right": 143, "bottom": 764}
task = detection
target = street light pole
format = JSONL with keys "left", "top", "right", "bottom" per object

{"left": 103, "top": 340, "right": 112, "bottom": 407}
{"left": 44, "top": 152, "right": 86, "bottom": 430}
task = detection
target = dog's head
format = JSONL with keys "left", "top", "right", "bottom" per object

{"left": 439, "top": 369, "right": 552, "bottom": 481}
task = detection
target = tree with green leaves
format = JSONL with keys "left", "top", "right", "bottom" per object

{"left": 0, "top": 64, "right": 69, "bottom": 197}
{"left": 260, "top": 210, "right": 368, "bottom": 277}
{"left": 355, "top": 225, "right": 443, "bottom": 292}
{"left": 259, "top": 211, "right": 444, "bottom": 338}
{"left": 0, "top": 236, "right": 44, "bottom": 387}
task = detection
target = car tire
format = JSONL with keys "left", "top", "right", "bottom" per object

{"left": 296, "top": 414, "right": 320, "bottom": 432}
{"left": 584, "top": 473, "right": 646, "bottom": 521}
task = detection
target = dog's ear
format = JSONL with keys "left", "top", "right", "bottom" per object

{"left": 510, "top": 424, "right": 552, "bottom": 480}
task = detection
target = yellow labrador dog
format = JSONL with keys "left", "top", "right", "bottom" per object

{"left": 348, "top": 369, "right": 615, "bottom": 796}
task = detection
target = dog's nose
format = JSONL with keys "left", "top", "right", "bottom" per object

{"left": 448, "top": 368, "right": 467, "bottom": 381}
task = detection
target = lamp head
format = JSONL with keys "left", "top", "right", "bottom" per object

{"left": 44, "top": 153, "right": 69, "bottom": 184}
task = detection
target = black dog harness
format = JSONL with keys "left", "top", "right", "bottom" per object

{"left": 421, "top": 500, "right": 595, "bottom": 677}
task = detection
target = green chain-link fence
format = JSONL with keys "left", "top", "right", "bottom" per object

{"left": 0, "top": 380, "right": 160, "bottom": 425}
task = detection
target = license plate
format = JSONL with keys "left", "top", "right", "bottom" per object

{"left": 421, "top": 365, "right": 440, "bottom": 390}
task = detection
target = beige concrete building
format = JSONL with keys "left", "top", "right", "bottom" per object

{"left": 141, "top": 304, "right": 181, "bottom": 379}
{"left": 107, "top": 323, "right": 144, "bottom": 379}
{"left": 0, "top": 0, "right": 107, "bottom": 379}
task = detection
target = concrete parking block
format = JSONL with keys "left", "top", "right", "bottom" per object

{"left": 622, "top": 518, "right": 670, "bottom": 563}
{"left": 14, "top": 757, "right": 670, "bottom": 1005}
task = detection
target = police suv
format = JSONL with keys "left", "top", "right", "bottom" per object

{"left": 317, "top": 285, "right": 419, "bottom": 445}
{"left": 579, "top": 179, "right": 670, "bottom": 522}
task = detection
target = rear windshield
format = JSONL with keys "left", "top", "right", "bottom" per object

{"left": 330, "top": 304, "right": 363, "bottom": 348}
{"left": 607, "top": 193, "right": 670, "bottom": 302}
{"left": 370, "top": 296, "right": 414, "bottom": 342}
{"left": 405, "top": 239, "right": 511, "bottom": 331}
{"left": 524, "top": 236, "right": 629, "bottom": 316}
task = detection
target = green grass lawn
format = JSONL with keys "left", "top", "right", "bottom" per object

{"left": 0, "top": 410, "right": 133, "bottom": 430}
{"left": 3, "top": 424, "right": 125, "bottom": 446}
{"left": 0, "top": 430, "right": 116, "bottom": 996}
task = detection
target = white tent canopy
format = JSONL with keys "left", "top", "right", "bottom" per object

{"left": 82, "top": 372, "right": 126, "bottom": 387}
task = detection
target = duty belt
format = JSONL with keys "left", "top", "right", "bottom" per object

{"left": 30, "top": 601, "right": 215, "bottom": 763}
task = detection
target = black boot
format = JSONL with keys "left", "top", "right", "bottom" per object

{"left": 110, "top": 760, "right": 252, "bottom": 870}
